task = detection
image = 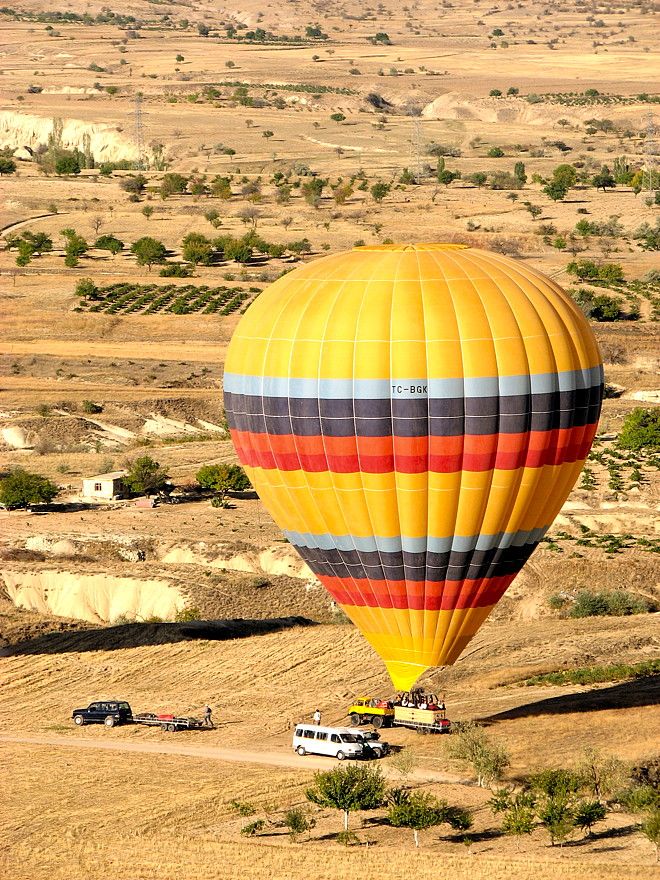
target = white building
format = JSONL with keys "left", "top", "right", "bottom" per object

{"left": 81, "top": 471, "right": 126, "bottom": 501}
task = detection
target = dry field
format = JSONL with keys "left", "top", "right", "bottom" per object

{"left": 1, "top": 0, "right": 659, "bottom": 877}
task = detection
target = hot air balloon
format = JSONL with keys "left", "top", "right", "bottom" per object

{"left": 224, "top": 244, "right": 603, "bottom": 690}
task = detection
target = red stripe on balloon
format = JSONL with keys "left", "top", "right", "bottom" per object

{"left": 230, "top": 423, "right": 599, "bottom": 474}
{"left": 315, "top": 573, "right": 517, "bottom": 611}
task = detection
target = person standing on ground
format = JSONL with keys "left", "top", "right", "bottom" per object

{"left": 203, "top": 704, "right": 213, "bottom": 728}
{"left": 313, "top": 708, "right": 321, "bottom": 725}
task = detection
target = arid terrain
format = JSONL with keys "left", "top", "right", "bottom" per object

{"left": 1, "top": 0, "right": 659, "bottom": 878}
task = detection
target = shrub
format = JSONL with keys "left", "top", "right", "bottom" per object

{"left": 569, "top": 589, "right": 654, "bottom": 618}
{"left": 284, "top": 807, "right": 315, "bottom": 839}
{"left": 487, "top": 147, "right": 504, "bottom": 158}
{"left": 619, "top": 408, "right": 660, "bottom": 450}
{"left": 0, "top": 468, "right": 59, "bottom": 509}
{"left": 160, "top": 262, "right": 193, "bottom": 277}
{"left": 82, "top": 400, "right": 103, "bottom": 414}
{"left": 240, "top": 819, "right": 265, "bottom": 836}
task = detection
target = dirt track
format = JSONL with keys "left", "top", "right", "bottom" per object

{"left": 0, "top": 732, "right": 465, "bottom": 783}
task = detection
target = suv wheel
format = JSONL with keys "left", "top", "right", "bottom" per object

{"left": 104, "top": 715, "right": 116, "bottom": 728}
{"left": 74, "top": 715, "right": 84, "bottom": 726}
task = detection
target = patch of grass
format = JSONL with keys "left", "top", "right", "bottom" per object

{"left": 520, "top": 659, "right": 660, "bottom": 687}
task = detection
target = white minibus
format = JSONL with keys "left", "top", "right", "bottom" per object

{"left": 293, "top": 724, "right": 365, "bottom": 760}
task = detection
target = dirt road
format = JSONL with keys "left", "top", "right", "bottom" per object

{"left": 0, "top": 732, "right": 465, "bottom": 783}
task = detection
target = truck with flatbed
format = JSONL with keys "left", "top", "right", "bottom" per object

{"left": 348, "top": 692, "right": 451, "bottom": 734}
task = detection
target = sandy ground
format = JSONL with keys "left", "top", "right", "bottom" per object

{"left": 1, "top": 0, "right": 659, "bottom": 877}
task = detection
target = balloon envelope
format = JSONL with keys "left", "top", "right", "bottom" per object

{"left": 224, "top": 244, "right": 603, "bottom": 690}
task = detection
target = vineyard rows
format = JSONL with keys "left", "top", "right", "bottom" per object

{"left": 78, "top": 283, "right": 259, "bottom": 315}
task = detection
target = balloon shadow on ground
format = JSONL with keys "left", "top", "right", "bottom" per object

{"left": 479, "top": 676, "right": 659, "bottom": 723}
{"left": 0, "top": 616, "right": 318, "bottom": 656}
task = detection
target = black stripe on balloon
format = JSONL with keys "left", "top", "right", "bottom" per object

{"left": 291, "top": 542, "right": 539, "bottom": 583}
{"left": 225, "top": 385, "right": 603, "bottom": 438}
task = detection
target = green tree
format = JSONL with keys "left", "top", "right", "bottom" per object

{"left": 123, "top": 455, "right": 169, "bottom": 496}
{"left": 130, "top": 236, "right": 167, "bottom": 270}
{"left": 447, "top": 722, "right": 510, "bottom": 787}
{"left": 370, "top": 182, "right": 390, "bottom": 203}
{"left": 524, "top": 202, "right": 542, "bottom": 221}
{"left": 538, "top": 795, "right": 575, "bottom": 846}
{"left": 62, "top": 229, "right": 88, "bottom": 268}
{"left": 574, "top": 800, "right": 607, "bottom": 838}
{"left": 181, "top": 232, "right": 214, "bottom": 265}
{"left": 592, "top": 166, "right": 616, "bottom": 192}
{"left": 552, "top": 164, "right": 577, "bottom": 189}
{"left": 496, "top": 791, "right": 538, "bottom": 850}
{"left": 55, "top": 153, "right": 81, "bottom": 175}
{"left": 543, "top": 180, "right": 569, "bottom": 202}
{"left": 302, "top": 177, "right": 326, "bottom": 207}
{"left": 619, "top": 408, "right": 660, "bottom": 451}
{"left": 120, "top": 174, "right": 147, "bottom": 196}
{"left": 388, "top": 791, "right": 467, "bottom": 848}
{"left": 196, "top": 463, "right": 251, "bottom": 494}
{"left": 159, "top": 172, "right": 189, "bottom": 199}
{"left": 0, "top": 157, "right": 17, "bottom": 175}
{"left": 223, "top": 238, "right": 253, "bottom": 263}
{"left": 95, "top": 234, "right": 124, "bottom": 254}
{"left": 0, "top": 468, "right": 59, "bottom": 509}
{"left": 210, "top": 176, "right": 232, "bottom": 199}
{"left": 641, "top": 810, "right": 660, "bottom": 862}
{"left": 513, "top": 161, "right": 527, "bottom": 186}
{"left": 467, "top": 171, "right": 487, "bottom": 188}
{"left": 305, "top": 764, "right": 386, "bottom": 832}
{"left": 75, "top": 277, "right": 98, "bottom": 300}
{"left": 330, "top": 112, "right": 346, "bottom": 123}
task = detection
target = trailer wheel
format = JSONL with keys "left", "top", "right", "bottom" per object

{"left": 161, "top": 723, "right": 169, "bottom": 731}
{"left": 336, "top": 751, "right": 346, "bottom": 761}
{"left": 167, "top": 723, "right": 176, "bottom": 733}
{"left": 371, "top": 715, "right": 383, "bottom": 729}
{"left": 74, "top": 715, "right": 84, "bottom": 726}
{"left": 349, "top": 713, "right": 361, "bottom": 727}
{"left": 104, "top": 716, "right": 116, "bottom": 728}
{"left": 296, "top": 746, "right": 306, "bottom": 757}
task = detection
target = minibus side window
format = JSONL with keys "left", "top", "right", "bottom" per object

{"left": 316, "top": 731, "right": 328, "bottom": 741}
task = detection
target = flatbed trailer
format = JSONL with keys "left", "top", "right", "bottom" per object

{"left": 134, "top": 713, "right": 205, "bottom": 732}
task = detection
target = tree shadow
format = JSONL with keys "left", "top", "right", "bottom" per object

{"left": 563, "top": 824, "right": 639, "bottom": 847}
{"left": 480, "top": 676, "right": 659, "bottom": 723}
{"left": 0, "top": 616, "right": 317, "bottom": 656}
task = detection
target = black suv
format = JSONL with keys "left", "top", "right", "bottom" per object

{"left": 72, "top": 701, "right": 133, "bottom": 728}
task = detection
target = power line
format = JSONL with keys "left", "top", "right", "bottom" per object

{"left": 642, "top": 111, "right": 657, "bottom": 201}
{"left": 134, "top": 94, "right": 146, "bottom": 171}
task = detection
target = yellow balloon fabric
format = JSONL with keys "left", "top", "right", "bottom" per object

{"left": 224, "top": 244, "right": 603, "bottom": 690}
